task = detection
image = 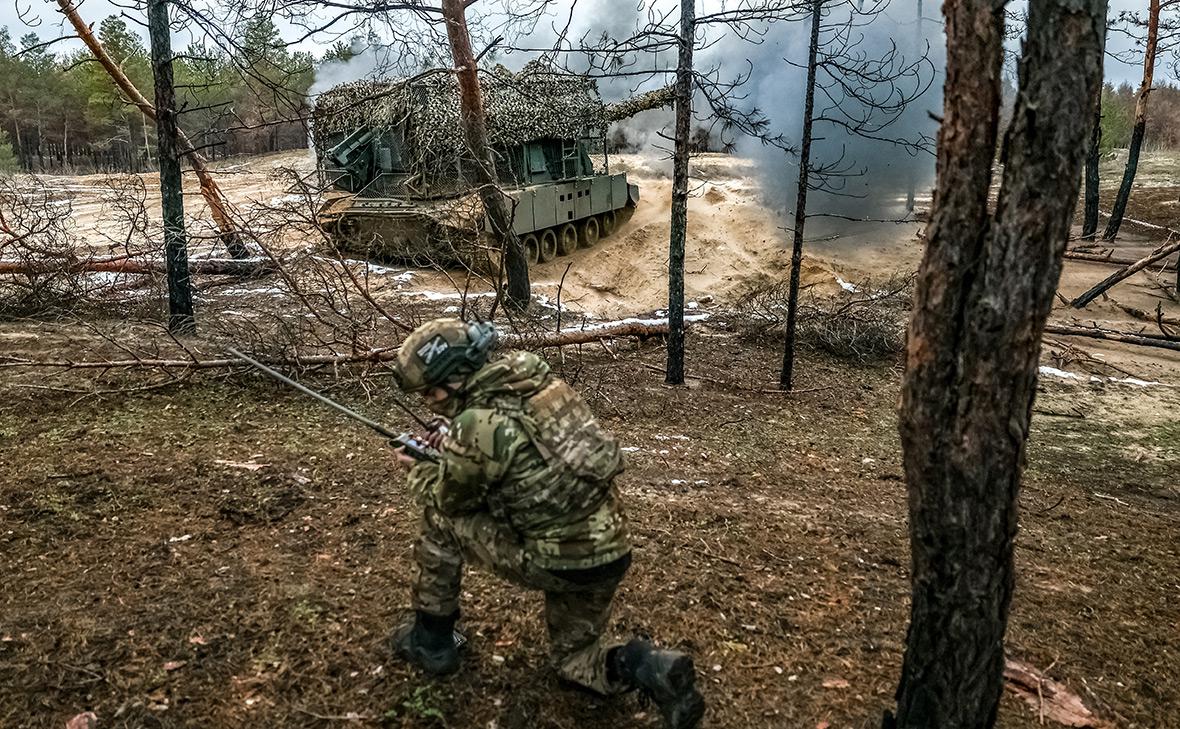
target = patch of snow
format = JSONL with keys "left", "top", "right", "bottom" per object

{"left": 835, "top": 275, "right": 859, "bottom": 293}
{"left": 620, "top": 446, "right": 640, "bottom": 452}
{"left": 1039, "top": 366, "right": 1081, "bottom": 380}
{"left": 267, "top": 193, "right": 305, "bottom": 207}
{"left": 410, "top": 290, "right": 498, "bottom": 301}
{"left": 557, "top": 313, "right": 709, "bottom": 333}
{"left": 218, "top": 286, "right": 287, "bottom": 297}
{"left": 1038, "top": 365, "right": 1163, "bottom": 388}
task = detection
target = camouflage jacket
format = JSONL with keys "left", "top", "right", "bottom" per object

{"left": 407, "top": 351, "right": 630, "bottom": 570}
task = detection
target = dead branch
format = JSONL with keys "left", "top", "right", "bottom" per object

{"left": 55, "top": 0, "right": 247, "bottom": 258}
{"left": 1064, "top": 249, "right": 1177, "bottom": 272}
{"left": 0, "top": 257, "right": 272, "bottom": 277}
{"left": 1004, "top": 658, "right": 1113, "bottom": 729}
{"left": 1112, "top": 301, "right": 1180, "bottom": 328}
{"left": 0, "top": 320, "right": 676, "bottom": 370}
{"left": 1070, "top": 236, "right": 1180, "bottom": 308}
{"left": 1043, "top": 323, "right": 1180, "bottom": 352}
{"left": 1098, "top": 208, "right": 1180, "bottom": 238}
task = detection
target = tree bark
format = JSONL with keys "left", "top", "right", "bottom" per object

{"left": 440, "top": 0, "right": 529, "bottom": 309}
{"left": 1082, "top": 27, "right": 1106, "bottom": 238}
{"left": 886, "top": 1, "right": 1107, "bottom": 727}
{"left": 55, "top": 0, "right": 247, "bottom": 259}
{"left": 666, "top": 0, "right": 694, "bottom": 385}
{"left": 148, "top": 0, "right": 195, "bottom": 334}
{"left": 1102, "top": 0, "right": 1159, "bottom": 241}
{"left": 780, "top": 0, "right": 821, "bottom": 391}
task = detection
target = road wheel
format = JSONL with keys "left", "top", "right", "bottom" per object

{"left": 539, "top": 228, "right": 558, "bottom": 262}
{"left": 522, "top": 233, "right": 540, "bottom": 266}
{"left": 557, "top": 223, "right": 578, "bottom": 256}
{"left": 599, "top": 210, "right": 617, "bottom": 238}
{"left": 579, "top": 216, "right": 601, "bottom": 248}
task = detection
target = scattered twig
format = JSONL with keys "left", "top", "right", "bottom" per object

{"left": 1091, "top": 492, "right": 1129, "bottom": 507}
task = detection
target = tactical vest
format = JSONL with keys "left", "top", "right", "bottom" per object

{"left": 518, "top": 376, "right": 625, "bottom": 485}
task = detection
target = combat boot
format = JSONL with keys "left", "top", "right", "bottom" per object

{"left": 392, "top": 610, "right": 462, "bottom": 676}
{"left": 613, "top": 639, "right": 705, "bottom": 729}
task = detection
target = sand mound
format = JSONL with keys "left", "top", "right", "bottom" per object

{"left": 526, "top": 153, "right": 919, "bottom": 317}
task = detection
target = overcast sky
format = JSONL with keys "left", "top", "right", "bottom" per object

{"left": 0, "top": 0, "right": 1161, "bottom": 87}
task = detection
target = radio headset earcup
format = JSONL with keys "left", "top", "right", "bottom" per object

{"left": 465, "top": 321, "right": 498, "bottom": 366}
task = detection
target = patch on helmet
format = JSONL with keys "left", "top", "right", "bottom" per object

{"left": 416, "top": 334, "right": 449, "bottom": 365}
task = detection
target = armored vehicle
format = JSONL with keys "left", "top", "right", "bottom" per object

{"left": 312, "top": 62, "right": 667, "bottom": 268}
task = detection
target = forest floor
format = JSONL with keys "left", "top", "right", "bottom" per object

{"left": 1, "top": 150, "right": 1178, "bottom": 728}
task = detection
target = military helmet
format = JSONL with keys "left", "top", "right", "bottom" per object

{"left": 394, "top": 318, "right": 498, "bottom": 393}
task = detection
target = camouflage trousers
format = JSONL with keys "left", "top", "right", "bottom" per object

{"left": 412, "top": 506, "right": 628, "bottom": 695}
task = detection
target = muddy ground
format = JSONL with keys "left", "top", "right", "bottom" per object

{"left": 1, "top": 150, "right": 1179, "bottom": 728}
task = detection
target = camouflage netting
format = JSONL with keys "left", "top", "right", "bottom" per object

{"left": 312, "top": 61, "right": 607, "bottom": 165}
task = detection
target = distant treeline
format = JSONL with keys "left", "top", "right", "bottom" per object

{"left": 1101, "top": 81, "right": 1180, "bottom": 151}
{"left": 0, "top": 17, "right": 367, "bottom": 174}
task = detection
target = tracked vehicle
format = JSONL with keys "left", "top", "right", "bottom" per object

{"left": 311, "top": 62, "right": 671, "bottom": 268}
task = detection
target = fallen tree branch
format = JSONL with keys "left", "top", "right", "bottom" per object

{"left": 0, "top": 256, "right": 272, "bottom": 276}
{"left": 1097, "top": 208, "right": 1180, "bottom": 238}
{"left": 1112, "top": 301, "right": 1180, "bottom": 328}
{"left": 1064, "top": 249, "right": 1177, "bottom": 271}
{"left": 0, "top": 320, "right": 675, "bottom": 370}
{"left": 1043, "top": 323, "right": 1180, "bottom": 352}
{"left": 1004, "top": 658, "right": 1112, "bottom": 728}
{"left": 1070, "top": 235, "right": 1180, "bottom": 308}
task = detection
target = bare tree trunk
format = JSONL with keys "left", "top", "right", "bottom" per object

{"left": 148, "top": 0, "right": 195, "bottom": 334}
{"left": 1082, "top": 28, "right": 1106, "bottom": 238}
{"left": 1102, "top": 0, "right": 1159, "bottom": 241}
{"left": 666, "top": 0, "right": 695, "bottom": 385}
{"left": 55, "top": 0, "right": 247, "bottom": 259}
{"left": 885, "top": 0, "right": 1107, "bottom": 727}
{"left": 780, "top": 0, "right": 821, "bottom": 391}
{"left": 441, "top": 0, "right": 530, "bottom": 309}
{"left": 905, "top": 0, "right": 923, "bottom": 212}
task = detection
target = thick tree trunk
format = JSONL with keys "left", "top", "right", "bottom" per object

{"left": 1102, "top": 0, "right": 1159, "bottom": 241}
{"left": 666, "top": 0, "right": 694, "bottom": 385}
{"left": 55, "top": 0, "right": 247, "bottom": 259}
{"left": 780, "top": 0, "right": 821, "bottom": 391}
{"left": 1082, "top": 28, "right": 1106, "bottom": 238}
{"left": 886, "top": 1, "right": 1107, "bottom": 727}
{"left": 440, "top": 0, "right": 529, "bottom": 309}
{"left": 148, "top": 0, "right": 195, "bottom": 334}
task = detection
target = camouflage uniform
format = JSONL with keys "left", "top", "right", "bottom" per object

{"left": 405, "top": 350, "right": 631, "bottom": 694}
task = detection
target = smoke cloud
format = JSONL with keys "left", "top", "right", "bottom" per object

{"left": 307, "top": 1, "right": 945, "bottom": 220}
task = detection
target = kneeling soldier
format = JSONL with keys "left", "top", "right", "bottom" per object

{"left": 389, "top": 318, "right": 704, "bottom": 729}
